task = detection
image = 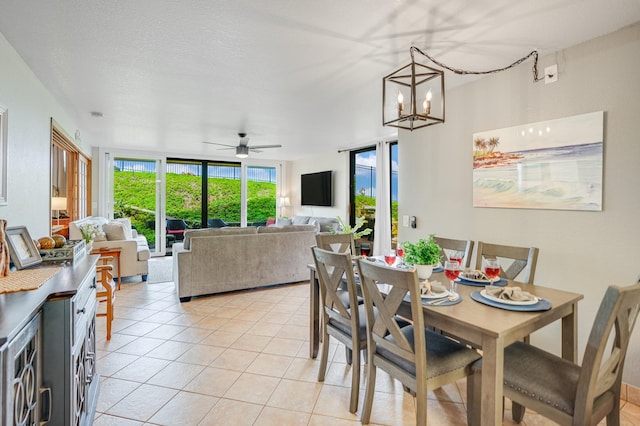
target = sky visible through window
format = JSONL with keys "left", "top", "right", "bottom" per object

{"left": 355, "top": 147, "right": 398, "bottom": 201}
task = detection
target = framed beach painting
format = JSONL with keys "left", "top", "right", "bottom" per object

{"left": 472, "top": 111, "right": 604, "bottom": 211}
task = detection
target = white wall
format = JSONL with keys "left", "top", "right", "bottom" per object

{"left": 0, "top": 32, "right": 86, "bottom": 239}
{"left": 287, "top": 152, "right": 349, "bottom": 220}
{"left": 398, "top": 23, "right": 640, "bottom": 385}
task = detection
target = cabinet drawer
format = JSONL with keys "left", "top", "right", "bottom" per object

{"left": 72, "top": 274, "right": 96, "bottom": 346}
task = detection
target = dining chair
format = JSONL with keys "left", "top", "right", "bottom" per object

{"left": 355, "top": 258, "right": 482, "bottom": 425}
{"left": 315, "top": 232, "right": 356, "bottom": 255}
{"left": 311, "top": 246, "right": 367, "bottom": 414}
{"left": 475, "top": 241, "right": 539, "bottom": 284}
{"left": 467, "top": 282, "right": 640, "bottom": 426}
{"left": 433, "top": 236, "right": 474, "bottom": 268}
{"left": 96, "top": 256, "right": 117, "bottom": 340}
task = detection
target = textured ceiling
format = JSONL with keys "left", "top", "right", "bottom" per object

{"left": 1, "top": 1, "right": 639, "bottom": 160}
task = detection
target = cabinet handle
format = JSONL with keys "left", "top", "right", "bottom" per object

{"left": 40, "top": 387, "right": 52, "bottom": 424}
{"left": 76, "top": 308, "right": 86, "bottom": 314}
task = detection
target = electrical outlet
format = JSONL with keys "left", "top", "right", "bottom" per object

{"left": 545, "top": 64, "right": 558, "bottom": 84}
{"left": 410, "top": 216, "right": 417, "bottom": 229}
{"left": 402, "top": 215, "right": 409, "bottom": 227}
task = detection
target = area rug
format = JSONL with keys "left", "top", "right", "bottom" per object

{"left": 147, "top": 256, "right": 174, "bottom": 284}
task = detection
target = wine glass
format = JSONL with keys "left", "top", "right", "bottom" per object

{"left": 396, "top": 244, "right": 405, "bottom": 266}
{"left": 384, "top": 249, "right": 396, "bottom": 266}
{"left": 360, "top": 244, "right": 370, "bottom": 257}
{"left": 444, "top": 260, "right": 460, "bottom": 295}
{"left": 484, "top": 258, "right": 501, "bottom": 283}
{"left": 449, "top": 250, "right": 464, "bottom": 267}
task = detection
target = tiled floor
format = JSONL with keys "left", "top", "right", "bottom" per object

{"left": 94, "top": 272, "right": 640, "bottom": 425}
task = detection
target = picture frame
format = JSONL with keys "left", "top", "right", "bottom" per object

{"left": 6, "top": 226, "right": 42, "bottom": 269}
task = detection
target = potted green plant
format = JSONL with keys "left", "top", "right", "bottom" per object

{"left": 402, "top": 234, "right": 442, "bottom": 280}
{"left": 330, "top": 216, "right": 372, "bottom": 240}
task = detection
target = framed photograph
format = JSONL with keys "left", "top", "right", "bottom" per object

{"left": 0, "top": 104, "right": 7, "bottom": 205}
{"left": 6, "top": 226, "right": 42, "bottom": 269}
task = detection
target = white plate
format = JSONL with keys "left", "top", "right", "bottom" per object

{"left": 480, "top": 289, "right": 539, "bottom": 306}
{"left": 420, "top": 289, "right": 450, "bottom": 299}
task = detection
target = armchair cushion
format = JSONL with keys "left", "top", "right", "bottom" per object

{"left": 103, "top": 221, "right": 128, "bottom": 241}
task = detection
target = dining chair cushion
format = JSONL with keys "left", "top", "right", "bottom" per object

{"left": 329, "top": 303, "right": 373, "bottom": 338}
{"left": 336, "top": 289, "right": 362, "bottom": 308}
{"left": 472, "top": 341, "right": 581, "bottom": 416}
{"left": 379, "top": 325, "right": 482, "bottom": 378}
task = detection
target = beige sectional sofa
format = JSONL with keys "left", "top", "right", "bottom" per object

{"left": 69, "top": 216, "right": 151, "bottom": 281}
{"left": 173, "top": 225, "right": 317, "bottom": 302}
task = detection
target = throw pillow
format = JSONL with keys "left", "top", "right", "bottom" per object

{"left": 103, "top": 222, "right": 127, "bottom": 241}
{"left": 274, "top": 217, "right": 292, "bottom": 227}
{"left": 291, "top": 216, "right": 310, "bottom": 225}
{"left": 308, "top": 219, "right": 321, "bottom": 233}
{"left": 113, "top": 218, "right": 134, "bottom": 240}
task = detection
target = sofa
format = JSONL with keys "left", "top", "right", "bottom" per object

{"left": 275, "top": 215, "right": 340, "bottom": 232}
{"left": 69, "top": 216, "right": 151, "bottom": 281}
{"left": 173, "top": 224, "right": 317, "bottom": 301}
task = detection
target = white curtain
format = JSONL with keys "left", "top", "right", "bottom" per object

{"left": 373, "top": 141, "right": 392, "bottom": 256}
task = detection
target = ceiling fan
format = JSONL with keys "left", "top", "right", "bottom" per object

{"left": 203, "top": 133, "right": 282, "bottom": 158}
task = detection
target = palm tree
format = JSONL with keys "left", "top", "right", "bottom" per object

{"left": 487, "top": 137, "right": 500, "bottom": 153}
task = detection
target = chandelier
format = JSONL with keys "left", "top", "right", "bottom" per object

{"left": 383, "top": 46, "right": 542, "bottom": 131}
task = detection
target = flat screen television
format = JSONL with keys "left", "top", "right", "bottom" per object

{"left": 301, "top": 171, "right": 332, "bottom": 206}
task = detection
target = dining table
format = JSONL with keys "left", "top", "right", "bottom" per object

{"left": 307, "top": 262, "right": 584, "bottom": 426}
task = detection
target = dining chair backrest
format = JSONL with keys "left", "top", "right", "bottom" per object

{"left": 316, "top": 232, "right": 356, "bottom": 255}
{"left": 433, "top": 236, "right": 474, "bottom": 268}
{"left": 311, "top": 246, "right": 364, "bottom": 413}
{"left": 356, "top": 258, "right": 428, "bottom": 389}
{"left": 574, "top": 282, "right": 640, "bottom": 423}
{"left": 475, "top": 241, "right": 539, "bottom": 284}
{"left": 356, "top": 258, "right": 481, "bottom": 424}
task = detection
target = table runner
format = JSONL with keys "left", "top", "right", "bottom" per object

{"left": 0, "top": 267, "right": 62, "bottom": 295}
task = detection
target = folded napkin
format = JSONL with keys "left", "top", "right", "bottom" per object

{"left": 485, "top": 285, "right": 536, "bottom": 301}
{"left": 421, "top": 280, "right": 448, "bottom": 295}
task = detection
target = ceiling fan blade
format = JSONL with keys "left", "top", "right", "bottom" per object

{"left": 202, "top": 141, "right": 236, "bottom": 148}
{"left": 248, "top": 144, "right": 282, "bottom": 149}
{"left": 248, "top": 148, "right": 263, "bottom": 153}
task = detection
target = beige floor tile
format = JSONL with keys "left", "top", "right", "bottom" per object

{"left": 142, "top": 323, "right": 186, "bottom": 340}
{"left": 110, "top": 318, "right": 138, "bottom": 333}
{"left": 245, "top": 353, "right": 294, "bottom": 377}
{"left": 275, "top": 324, "right": 309, "bottom": 340}
{"left": 308, "top": 414, "right": 362, "bottom": 426}
{"left": 111, "top": 356, "right": 171, "bottom": 383}
{"left": 313, "top": 384, "right": 361, "bottom": 421}
{"left": 223, "top": 372, "right": 280, "bottom": 404}
{"left": 267, "top": 378, "right": 323, "bottom": 413}
{"left": 263, "top": 311, "right": 293, "bottom": 324}
{"left": 148, "top": 391, "right": 219, "bottom": 425}
{"left": 144, "top": 340, "right": 193, "bottom": 361}
{"left": 106, "top": 383, "right": 177, "bottom": 422}
{"left": 198, "top": 398, "right": 263, "bottom": 426}
{"left": 210, "top": 306, "right": 241, "bottom": 319}
{"left": 229, "top": 333, "right": 272, "bottom": 352}
{"left": 254, "top": 406, "right": 311, "bottom": 425}
{"left": 93, "top": 414, "right": 144, "bottom": 425}
{"left": 621, "top": 401, "right": 640, "bottom": 424}
{"left": 248, "top": 301, "right": 276, "bottom": 312}
{"left": 117, "top": 320, "right": 162, "bottom": 337}
{"left": 96, "top": 378, "right": 141, "bottom": 412}
{"left": 142, "top": 309, "right": 183, "bottom": 324}
{"left": 210, "top": 348, "right": 259, "bottom": 372}
{"left": 237, "top": 308, "right": 268, "bottom": 321}
{"left": 114, "top": 336, "right": 165, "bottom": 356}
{"left": 629, "top": 384, "right": 640, "bottom": 405}
{"left": 146, "top": 361, "right": 205, "bottom": 389}
{"left": 283, "top": 357, "right": 321, "bottom": 382}
{"left": 363, "top": 389, "right": 416, "bottom": 425}
{"left": 222, "top": 319, "right": 257, "bottom": 334}
{"left": 97, "top": 352, "right": 139, "bottom": 377}
{"left": 166, "top": 313, "right": 205, "bottom": 327}
{"left": 200, "top": 329, "right": 243, "bottom": 347}
{"left": 171, "top": 326, "right": 213, "bottom": 343}
{"left": 113, "top": 307, "right": 157, "bottom": 321}
{"left": 96, "top": 333, "right": 138, "bottom": 352}
{"left": 183, "top": 366, "right": 241, "bottom": 397}
{"left": 193, "top": 315, "right": 230, "bottom": 331}
{"left": 176, "top": 344, "right": 226, "bottom": 366}
{"left": 245, "top": 321, "right": 283, "bottom": 337}
{"left": 262, "top": 337, "right": 304, "bottom": 357}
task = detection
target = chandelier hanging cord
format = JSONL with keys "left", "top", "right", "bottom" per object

{"left": 410, "top": 46, "right": 543, "bottom": 82}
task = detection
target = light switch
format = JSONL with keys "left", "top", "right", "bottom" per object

{"left": 402, "top": 215, "right": 409, "bottom": 227}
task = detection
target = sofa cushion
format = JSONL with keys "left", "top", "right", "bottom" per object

{"left": 113, "top": 218, "right": 134, "bottom": 240}
{"left": 183, "top": 226, "right": 258, "bottom": 249}
{"left": 258, "top": 224, "right": 317, "bottom": 233}
{"left": 291, "top": 216, "right": 310, "bottom": 225}
{"left": 311, "top": 217, "right": 340, "bottom": 232}
{"left": 274, "top": 217, "right": 292, "bottom": 227}
{"left": 103, "top": 221, "right": 128, "bottom": 241}
{"left": 135, "top": 236, "right": 151, "bottom": 260}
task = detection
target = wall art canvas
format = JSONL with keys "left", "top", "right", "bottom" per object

{"left": 472, "top": 111, "right": 603, "bottom": 211}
